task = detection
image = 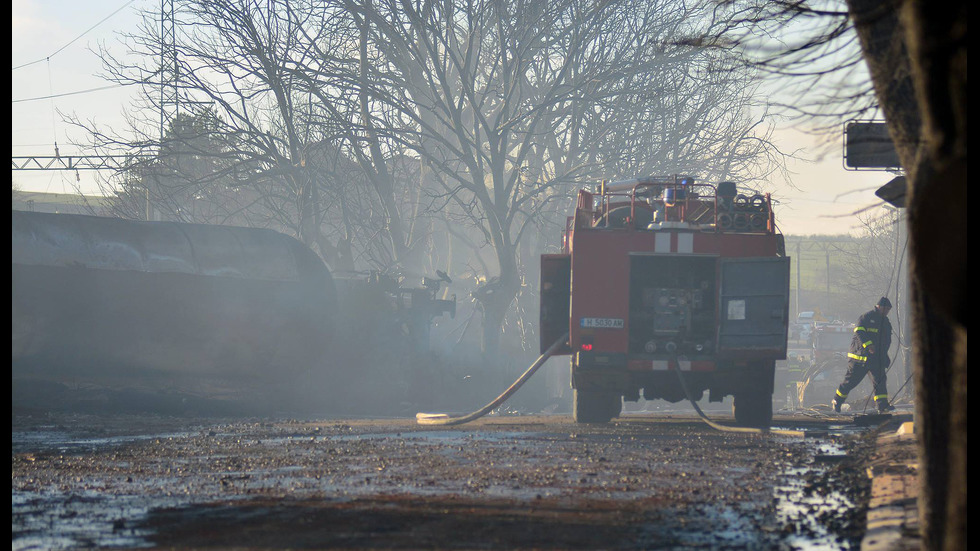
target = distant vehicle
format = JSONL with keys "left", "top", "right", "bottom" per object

{"left": 811, "top": 322, "right": 853, "bottom": 365}
{"left": 792, "top": 310, "right": 835, "bottom": 343}
{"left": 796, "top": 311, "right": 816, "bottom": 325}
{"left": 794, "top": 321, "right": 857, "bottom": 407}
{"left": 798, "top": 323, "right": 813, "bottom": 343}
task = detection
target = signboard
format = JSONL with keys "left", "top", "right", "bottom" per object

{"left": 844, "top": 122, "right": 902, "bottom": 169}
{"left": 727, "top": 299, "right": 746, "bottom": 321}
{"left": 876, "top": 176, "right": 907, "bottom": 208}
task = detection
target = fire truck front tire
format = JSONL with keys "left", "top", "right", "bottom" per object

{"left": 573, "top": 389, "right": 622, "bottom": 423}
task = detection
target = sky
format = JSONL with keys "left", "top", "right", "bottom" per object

{"left": 11, "top": 0, "right": 897, "bottom": 236}
{"left": 11, "top": 0, "right": 145, "bottom": 195}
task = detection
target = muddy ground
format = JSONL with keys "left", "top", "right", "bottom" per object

{"left": 12, "top": 412, "right": 876, "bottom": 550}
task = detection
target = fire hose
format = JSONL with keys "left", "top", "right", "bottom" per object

{"left": 672, "top": 360, "right": 805, "bottom": 437}
{"left": 416, "top": 332, "right": 803, "bottom": 436}
{"left": 416, "top": 333, "right": 569, "bottom": 426}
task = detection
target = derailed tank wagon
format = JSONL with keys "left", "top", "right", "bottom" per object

{"left": 12, "top": 211, "right": 338, "bottom": 392}
{"left": 11, "top": 210, "right": 457, "bottom": 413}
{"left": 540, "top": 177, "right": 790, "bottom": 426}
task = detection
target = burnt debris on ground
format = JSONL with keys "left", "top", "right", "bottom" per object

{"left": 12, "top": 413, "right": 878, "bottom": 550}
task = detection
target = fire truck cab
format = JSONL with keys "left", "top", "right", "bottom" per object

{"left": 540, "top": 176, "right": 790, "bottom": 426}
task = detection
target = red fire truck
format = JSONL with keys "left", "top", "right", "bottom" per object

{"left": 539, "top": 176, "right": 790, "bottom": 426}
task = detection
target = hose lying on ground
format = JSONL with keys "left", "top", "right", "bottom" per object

{"left": 673, "top": 362, "right": 805, "bottom": 438}
{"left": 417, "top": 332, "right": 803, "bottom": 436}
{"left": 416, "top": 333, "right": 569, "bottom": 426}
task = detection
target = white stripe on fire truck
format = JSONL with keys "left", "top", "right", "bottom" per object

{"left": 655, "top": 233, "right": 670, "bottom": 253}
{"left": 677, "top": 233, "right": 693, "bottom": 254}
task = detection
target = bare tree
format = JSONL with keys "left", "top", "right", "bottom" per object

{"left": 705, "top": 1, "right": 880, "bottom": 133}
{"left": 834, "top": 210, "right": 906, "bottom": 303}
{"left": 319, "top": 0, "right": 789, "bottom": 357}
{"left": 80, "top": 0, "right": 380, "bottom": 269}
{"left": 81, "top": 0, "right": 791, "bottom": 363}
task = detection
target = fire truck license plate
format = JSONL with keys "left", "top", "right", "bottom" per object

{"left": 580, "top": 317, "right": 624, "bottom": 329}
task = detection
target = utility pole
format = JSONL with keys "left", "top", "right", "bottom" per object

{"left": 11, "top": 1, "right": 177, "bottom": 221}
{"left": 826, "top": 251, "right": 831, "bottom": 315}
{"left": 151, "top": 0, "right": 179, "bottom": 222}
{"left": 897, "top": 209, "right": 912, "bottom": 400}
{"left": 160, "top": 0, "right": 178, "bottom": 137}
{"left": 795, "top": 240, "right": 801, "bottom": 319}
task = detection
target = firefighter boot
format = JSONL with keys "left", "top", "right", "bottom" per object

{"left": 876, "top": 396, "right": 895, "bottom": 413}
{"left": 832, "top": 391, "right": 846, "bottom": 413}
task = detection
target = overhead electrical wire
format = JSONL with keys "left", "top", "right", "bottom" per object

{"left": 11, "top": 0, "right": 138, "bottom": 71}
{"left": 11, "top": 84, "right": 127, "bottom": 104}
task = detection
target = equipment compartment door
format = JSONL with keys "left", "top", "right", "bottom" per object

{"left": 540, "top": 254, "right": 572, "bottom": 355}
{"left": 717, "top": 256, "right": 790, "bottom": 359}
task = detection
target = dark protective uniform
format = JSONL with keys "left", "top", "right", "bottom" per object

{"left": 834, "top": 307, "right": 892, "bottom": 410}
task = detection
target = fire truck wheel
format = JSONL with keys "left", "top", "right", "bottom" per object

{"left": 573, "top": 389, "right": 622, "bottom": 423}
{"left": 732, "top": 390, "right": 773, "bottom": 428}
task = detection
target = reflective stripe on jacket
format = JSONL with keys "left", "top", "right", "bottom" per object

{"left": 849, "top": 308, "right": 891, "bottom": 362}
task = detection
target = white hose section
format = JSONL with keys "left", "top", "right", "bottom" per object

{"left": 416, "top": 333, "right": 569, "bottom": 426}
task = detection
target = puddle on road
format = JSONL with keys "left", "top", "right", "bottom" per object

{"left": 647, "top": 437, "right": 863, "bottom": 551}
{"left": 674, "top": 504, "right": 767, "bottom": 548}
{"left": 12, "top": 490, "right": 176, "bottom": 551}
{"left": 632, "top": 501, "right": 777, "bottom": 550}
{"left": 12, "top": 430, "right": 193, "bottom": 456}
{"left": 772, "top": 439, "right": 861, "bottom": 550}
{"left": 12, "top": 429, "right": 201, "bottom": 550}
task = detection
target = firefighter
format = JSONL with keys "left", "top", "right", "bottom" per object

{"left": 832, "top": 297, "right": 894, "bottom": 413}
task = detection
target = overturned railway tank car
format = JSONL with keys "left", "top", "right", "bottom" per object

{"left": 12, "top": 211, "right": 338, "bottom": 395}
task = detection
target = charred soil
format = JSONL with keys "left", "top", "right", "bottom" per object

{"left": 12, "top": 413, "right": 875, "bottom": 550}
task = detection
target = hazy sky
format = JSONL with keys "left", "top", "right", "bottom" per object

{"left": 11, "top": 0, "right": 896, "bottom": 236}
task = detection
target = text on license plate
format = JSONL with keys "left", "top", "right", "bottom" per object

{"left": 580, "top": 317, "right": 624, "bottom": 329}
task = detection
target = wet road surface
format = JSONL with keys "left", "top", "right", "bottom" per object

{"left": 12, "top": 412, "right": 875, "bottom": 550}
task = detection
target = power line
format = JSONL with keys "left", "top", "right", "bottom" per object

{"left": 11, "top": 0, "right": 138, "bottom": 71}
{"left": 11, "top": 84, "right": 127, "bottom": 104}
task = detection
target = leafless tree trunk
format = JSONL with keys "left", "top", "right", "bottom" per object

{"left": 845, "top": 2, "right": 966, "bottom": 549}
{"left": 709, "top": 3, "right": 966, "bottom": 544}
